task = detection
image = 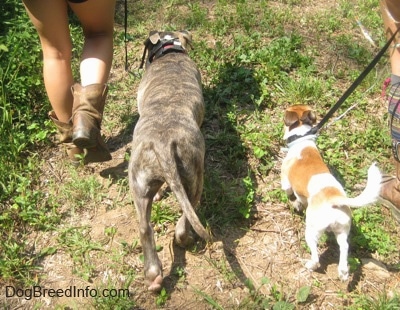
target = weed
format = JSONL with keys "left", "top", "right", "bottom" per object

{"left": 348, "top": 257, "right": 361, "bottom": 273}
{"left": 91, "top": 278, "right": 136, "bottom": 310}
{"left": 193, "top": 286, "right": 224, "bottom": 310}
{"left": 151, "top": 198, "right": 180, "bottom": 228}
{"left": 57, "top": 226, "right": 103, "bottom": 281}
{"left": 51, "top": 167, "right": 106, "bottom": 212}
{"left": 186, "top": 3, "right": 208, "bottom": 28}
{"left": 239, "top": 174, "right": 256, "bottom": 219}
{"left": 351, "top": 207, "right": 397, "bottom": 257}
{"left": 156, "top": 288, "right": 169, "bottom": 307}
{"left": 350, "top": 290, "right": 400, "bottom": 310}
{"left": 296, "top": 286, "right": 311, "bottom": 303}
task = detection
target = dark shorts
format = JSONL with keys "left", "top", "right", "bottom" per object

{"left": 68, "top": 0, "right": 88, "bottom": 3}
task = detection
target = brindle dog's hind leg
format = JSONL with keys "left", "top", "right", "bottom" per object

{"left": 131, "top": 171, "right": 164, "bottom": 292}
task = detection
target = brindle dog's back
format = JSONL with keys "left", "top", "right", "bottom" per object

{"left": 136, "top": 52, "right": 204, "bottom": 138}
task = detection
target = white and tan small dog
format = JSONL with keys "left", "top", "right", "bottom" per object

{"left": 280, "top": 104, "right": 382, "bottom": 281}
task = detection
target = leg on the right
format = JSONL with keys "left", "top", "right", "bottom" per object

{"left": 379, "top": 0, "right": 400, "bottom": 223}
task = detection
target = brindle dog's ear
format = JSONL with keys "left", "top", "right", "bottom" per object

{"left": 148, "top": 31, "right": 161, "bottom": 45}
{"left": 178, "top": 30, "right": 193, "bottom": 49}
{"left": 300, "top": 110, "right": 317, "bottom": 125}
{"left": 143, "top": 31, "right": 160, "bottom": 49}
{"left": 140, "top": 31, "right": 161, "bottom": 69}
{"left": 284, "top": 111, "right": 300, "bottom": 127}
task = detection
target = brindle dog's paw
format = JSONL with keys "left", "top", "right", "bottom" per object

{"left": 147, "top": 275, "right": 163, "bottom": 292}
{"left": 145, "top": 265, "right": 163, "bottom": 292}
{"left": 175, "top": 230, "right": 195, "bottom": 248}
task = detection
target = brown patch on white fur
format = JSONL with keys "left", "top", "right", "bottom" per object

{"left": 287, "top": 147, "right": 330, "bottom": 198}
{"left": 309, "top": 187, "right": 348, "bottom": 211}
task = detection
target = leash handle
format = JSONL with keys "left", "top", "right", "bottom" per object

{"left": 314, "top": 27, "right": 400, "bottom": 133}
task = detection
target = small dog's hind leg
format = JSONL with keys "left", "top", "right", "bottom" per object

{"left": 293, "top": 199, "right": 305, "bottom": 212}
{"left": 281, "top": 176, "right": 293, "bottom": 197}
{"left": 336, "top": 231, "right": 349, "bottom": 281}
{"left": 304, "top": 225, "right": 321, "bottom": 271}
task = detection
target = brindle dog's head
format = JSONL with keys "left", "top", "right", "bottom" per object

{"left": 140, "top": 31, "right": 192, "bottom": 69}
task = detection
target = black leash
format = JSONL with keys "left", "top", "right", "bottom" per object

{"left": 305, "top": 27, "right": 400, "bottom": 137}
{"left": 124, "top": 0, "right": 128, "bottom": 71}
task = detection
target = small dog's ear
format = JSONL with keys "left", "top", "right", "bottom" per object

{"left": 300, "top": 110, "right": 317, "bottom": 125}
{"left": 284, "top": 111, "right": 300, "bottom": 127}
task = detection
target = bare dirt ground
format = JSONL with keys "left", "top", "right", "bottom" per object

{"left": 26, "top": 140, "right": 399, "bottom": 310}
{"left": 3, "top": 1, "right": 400, "bottom": 309}
{"left": 27, "top": 142, "right": 399, "bottom": 310}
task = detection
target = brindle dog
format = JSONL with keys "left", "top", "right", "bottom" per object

{"left": 128, "top": 31, "right": 211, "bottom": 292}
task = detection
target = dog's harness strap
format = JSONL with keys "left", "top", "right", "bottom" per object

{"left": 310, "top": 27, "right": 400, "bottom": 136}
{"left": 139, "top": 38, "right": 187, "bottom": 69}
{"left": 150, "top": 40, "right": 186, "bottom": 62}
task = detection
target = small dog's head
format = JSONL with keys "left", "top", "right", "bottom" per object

{"left": 140, "top": 31, "right": 192, "bottom": 68}
{"left": 283, "top": 105, "right": 317, "bottom": 139}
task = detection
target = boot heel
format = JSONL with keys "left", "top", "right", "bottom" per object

{"left": 83, "top": 133, "right": 112, "bottom": 163}
{"left": 72, "top": 128, "right": 97, "bottom": 149}
{"left": 71, "top": 83, "right": 112, "bottom": 163}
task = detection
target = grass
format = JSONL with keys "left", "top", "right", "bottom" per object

{"left": 1, "top": 0, "right": 400, "bottom": 308}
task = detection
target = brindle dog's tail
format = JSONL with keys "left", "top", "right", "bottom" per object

{"left": 152, "top": 142, "right": 211, "bottom": 242}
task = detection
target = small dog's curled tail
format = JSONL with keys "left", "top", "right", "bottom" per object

{"left": 337, "top": 162, "right": 382, "bottom": 208}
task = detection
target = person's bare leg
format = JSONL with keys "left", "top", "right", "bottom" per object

{"left": 381, "top": 0, "right": 400, "bottom": 75}
{"left": 379, "top": 0, "right": 400, "bottom": 223}
{"left": 67, "top": 0, "right": 115, "bottom": 162}
{"left": 69, "top": 0, "right": 116, "bottom": 86}
{"left": 22, "top": 0, "right": 73, "bottom": 123}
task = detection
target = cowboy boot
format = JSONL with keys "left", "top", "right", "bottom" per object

{"left": 71, "top": 83, "right": 112, "bottom": 163}
{"left": 48, "top": 111, "right": 83, "bottom": 165}
{"left": 380, "top": 163, "right": 400, "bottom": 223}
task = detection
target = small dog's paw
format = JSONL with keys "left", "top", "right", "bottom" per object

{"left": 293, "top": 200, "right": 304, "bottom": 213}
{"left": 338, "top": 267, "right": 349, "bottom": 282}
{"left": 305, "top": 260, "right": 320, "bottom": 271}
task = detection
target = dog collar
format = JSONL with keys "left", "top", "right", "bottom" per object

{"left": 286, "top": 131, "right": 317, "bottom": 145}
{"left": 286, "top": 133, "right": 317, "bottom": 149}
